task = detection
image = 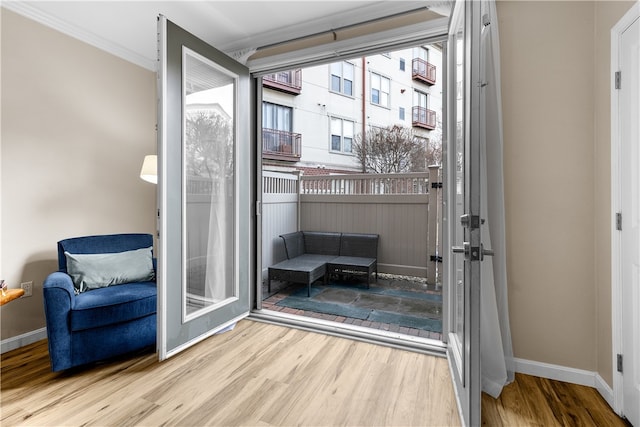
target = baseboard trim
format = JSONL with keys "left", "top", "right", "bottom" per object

{"left": 514, "top": 357, "right": 614, "bottom": 410}
{"left": 1, "top": 328, "right": 47, "bottom": 354}
{"left": 595, "top": 373, "right": 615, "bottom": 411}
{"left": 514, "top": 357, "right": 596, "bottom": 387}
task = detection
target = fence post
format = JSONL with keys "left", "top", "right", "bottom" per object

{"left": 427, "top": 166, "right": 440, "bottom": 285}
{"left": 295, "top": 170, "right": 302, "bottom": 231}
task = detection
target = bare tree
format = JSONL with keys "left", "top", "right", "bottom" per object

{"left": 185, "top": 110, "right": 233, "bottom": 179}
{"left": 352, "top": 125, "right": 441, "bottom": 173}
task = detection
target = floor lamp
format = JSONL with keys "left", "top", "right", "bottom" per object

{"left": 140, "top": 155, "right": 157, "bottom": 184}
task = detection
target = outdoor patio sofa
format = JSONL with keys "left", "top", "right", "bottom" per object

{"left": 267, "top": 231, "right": 379, "bottom": 297}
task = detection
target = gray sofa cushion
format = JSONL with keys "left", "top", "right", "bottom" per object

{"left": 340, "top": 233, "right": 379, "bottom": 258}
{"left": 303, "top": 231, "right": 341, "bottom": 255}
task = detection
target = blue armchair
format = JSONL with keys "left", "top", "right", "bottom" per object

{"left": 43, "top": 233, "right": 157, "bottom": 371}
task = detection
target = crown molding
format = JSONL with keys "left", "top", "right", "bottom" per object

{"left": 2, "top": 2, "right": 156, "bottom": 71}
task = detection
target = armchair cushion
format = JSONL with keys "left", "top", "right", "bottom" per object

{"left": 70, "top": 281, "right": 157, "bottom": 331}
{"left": 65, "top": 246, "right": 155, "bottom": 293}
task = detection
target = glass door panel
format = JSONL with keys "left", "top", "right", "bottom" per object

{"left": 184, "top": 49, "right": 237, "bottom": 320}
{"left": 158, "top": 16, "right": 252, "bottom": 360}
{"left": 450, "top": 1, "right": 466, "bottom": 376}
{"left": 445, "top": 0, "right": 487, "bottom": 425}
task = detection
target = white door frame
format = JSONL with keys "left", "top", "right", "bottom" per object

{"left": 611, "top": 0, "right": 640, "bottom": 417}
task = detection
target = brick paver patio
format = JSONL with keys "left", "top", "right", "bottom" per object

{"left": 262, "top": 274, "right": 443, "bottom": 341}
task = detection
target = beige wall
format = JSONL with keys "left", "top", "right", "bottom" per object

{"left": 498, "top": 0, "right": 634, "bottom": 387}
{"left": 0, "top": 9, "right": 157, "bottom": 340}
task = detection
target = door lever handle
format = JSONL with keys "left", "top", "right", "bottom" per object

{"left": 482, "top": 247, "right": 494, "bottom": 257}
{"left": 478, "top": 244, "right": 494, "bottom": 261}
{"left": 452, "top": 242, "right": 494, "bottom": 260}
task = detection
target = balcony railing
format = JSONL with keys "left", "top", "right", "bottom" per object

{"left": 262, "top": 128, "right": 302, "bottom": 161}
{"left": 412, "top": 106, "right": 437, "bottom": 130}
{"left": 412, "top": 58, "right": 436, "bottom": 85}
{"left": 262, "top": 69, "right": 302, "bottom": 95}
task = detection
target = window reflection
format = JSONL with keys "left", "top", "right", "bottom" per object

{"left": 183, "top": 50, "right": 237, "bottom": 318}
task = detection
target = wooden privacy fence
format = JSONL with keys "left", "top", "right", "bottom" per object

{"left": 261, "top": 167, "right": 442, "bottom": 285}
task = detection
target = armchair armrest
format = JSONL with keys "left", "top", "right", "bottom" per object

{"left": 43, "top": 272, "right": 76, "bottom": 371}
{"left": 280, "top": 232, "right": 304, "bottom": 259}
{"left": 43, "top": 272, "right": 76, "bottom": 307}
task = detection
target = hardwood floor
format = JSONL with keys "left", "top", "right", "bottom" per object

{"left": 482, "top": 373, "right": 630, "bottom": 427}
{"left": 1, "top": 319, "right": 628, "bottom": 426}
{"left": 1, "top": 320, "right": 459, "bottom": 426}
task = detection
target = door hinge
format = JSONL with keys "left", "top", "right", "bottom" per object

{"left": 256, "top": 201, "right": 262, "bottom": 216}
{"left": 615, "top": 71, "right": 621, "bottom": 89}
{"left": 616, "top": 212, "right": 622, "bottom": 231}
{"left": 617, "top": 354, "right": 623, "bottom": 373}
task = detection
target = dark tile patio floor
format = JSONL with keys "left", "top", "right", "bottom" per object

{"left": 262, "top": 273, "right": 443, "bottom": 341}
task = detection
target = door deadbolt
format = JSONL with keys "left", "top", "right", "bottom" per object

{"left": 452, "top": 242, "right": 470, "bottom": 255}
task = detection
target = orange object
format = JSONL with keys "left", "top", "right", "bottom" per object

{"left": 0, "top": 288, "right": 25, "bottom": 306}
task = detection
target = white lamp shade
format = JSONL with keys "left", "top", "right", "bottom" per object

{"left": 140, "top": 155, "right": 157, "bottom": 184}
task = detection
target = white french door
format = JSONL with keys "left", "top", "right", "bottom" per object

{"left": 614, "top": 4, "right": 640, "bottom": 426}
{"left": 157, "top": 16, "right": 253, "bottom": 360}
{"left": 444, "top": 0, "right": 491, "bottom": 425}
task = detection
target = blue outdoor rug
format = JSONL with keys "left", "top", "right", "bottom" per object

{"left": 276, "top": 283, "right": 442, "bottom": 333}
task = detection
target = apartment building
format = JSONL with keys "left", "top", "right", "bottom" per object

{"left": 261, "top": 44, "right": 443, "bottom": 175}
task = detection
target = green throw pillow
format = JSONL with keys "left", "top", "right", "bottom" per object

{"left": 65, "top": 247, "right": 155, "bottom": 293}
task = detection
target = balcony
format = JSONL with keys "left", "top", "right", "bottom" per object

{"left": 412, "top": 106, "right": 437, "bottom": 130}
{"left": 262, "top": 69, "right": 302, "bottom": 95}
{"left": 262, "top": 128, "right": 302, "bottom": 162}
{"left": 412, "top": 58, "right": 436, "bottom": 85}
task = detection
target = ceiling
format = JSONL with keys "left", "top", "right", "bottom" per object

{"left": 4, "top": 1, "right": 451, "bottom": 71}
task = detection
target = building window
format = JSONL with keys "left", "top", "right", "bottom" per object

{"left": 330, "top": 117, "right": 354, "bottom": 153}
{"left": 399, "top": 107, "right": 405, "bottom": 121}
{"left": 412, "top": 90, "right": 436, "bottom": 130}
{"left": 400, "top": 58, "right": 405, "bottom": 71}
{"left": 414, "top": 90, "right": 428, "bottom": 109}
{"left": 371, "top": 72, "right": 390, "bottom": 107}
{"left": 263, "top": 102, "right": 292, "bottom": 132}
{"left": 263, "top": 102, "right": 294, "bottom": 153}
{"left": 414, "top": 46, "right": 429, "bottom": 62}
{"left": 330, "top": 61, "right": 354, "bottom": 96}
